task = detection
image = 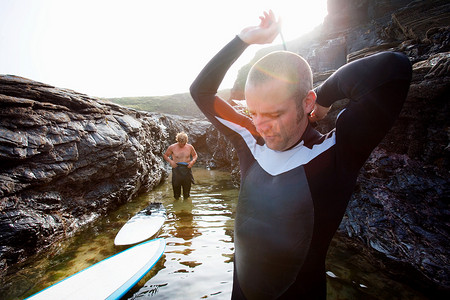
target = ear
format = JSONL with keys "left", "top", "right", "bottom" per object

{"left": 303, "top": 90, "right": 317, "bottom": 114}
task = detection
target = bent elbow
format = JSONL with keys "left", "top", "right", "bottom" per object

{"left": 190, "top": 80, "right": 201, "bottom": 101}
{"left": 385, "top": 52, "right": 413, "bottom": 82}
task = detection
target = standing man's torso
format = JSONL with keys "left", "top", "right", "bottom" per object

{"left": 170, "top": 143, "right": 193, "bottom": 164}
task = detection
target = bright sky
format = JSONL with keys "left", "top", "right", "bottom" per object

{"left": 0, "top": 0, "right": 328, "bottom": 98}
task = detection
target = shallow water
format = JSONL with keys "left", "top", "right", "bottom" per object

{"left": 1, "top": 167, "right": 431, "bottom": 299}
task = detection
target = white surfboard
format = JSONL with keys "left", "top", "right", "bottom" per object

{"left": 26, "top": 238, "right": 165, "bottom": 300}
{"left": 114, "top": 203, "right": 166, "bottom": 246}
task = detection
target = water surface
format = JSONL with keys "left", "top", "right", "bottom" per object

{"left": 2, "top": 167, "right": 430, "bottom": 299}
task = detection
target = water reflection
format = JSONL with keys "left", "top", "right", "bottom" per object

{"left": 133, "top": 168, "right": 237, "bottom": 299}
{"left": 1, "top": 167, "right": 433, "bottom": 300}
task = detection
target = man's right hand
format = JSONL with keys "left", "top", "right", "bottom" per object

{"left": 308, "top": 104, "right": 331, "bottom": 123}
{"left": 238, "top": 10, "right": 280, "bottom": 45}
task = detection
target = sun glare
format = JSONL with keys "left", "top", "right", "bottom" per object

{"left": 220, "top": 1, "right": 328, "bottom": 93}
{"left": 0, "top": 0, "right": 329, "bottom": 97}
{"left": 267, "top": 1, "right": 328, "bottom": 41}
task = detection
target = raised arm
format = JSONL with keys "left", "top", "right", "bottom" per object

{"left": 314, "top": 52, "right": 412, "bottom": 171}
{"left": 189, "top": 11, "right": 280, "bottom": 128}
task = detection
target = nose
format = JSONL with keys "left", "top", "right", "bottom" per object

{"left": 252, "top": 115, "right": 271, "bottom": 134}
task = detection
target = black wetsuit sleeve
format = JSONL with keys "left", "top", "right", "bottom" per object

{"left": 314, "top": 52, "right": 412, "bottom": 172}
{"left": 189, "top": 36, "right": 256, "bottom": 142}
{"left": 190, "top": 36, "right": 247, "bottom": 103}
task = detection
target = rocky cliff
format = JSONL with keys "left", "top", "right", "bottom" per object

{"left": 227, "top": 0, "right": 449, "bottom": 295}
{"left": 0, "top": 76, "right": 220, "bottom": 277}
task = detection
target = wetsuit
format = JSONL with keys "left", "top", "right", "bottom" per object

{"left": 190, "top": 36, "right": 412, "bottom": 299}
{"left": 172, "top": 162, "right": 194, "bottom": 199}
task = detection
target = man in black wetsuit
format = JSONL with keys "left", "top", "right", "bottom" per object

{"left": 190, "top": 10, "right": 412, "bottom": 299}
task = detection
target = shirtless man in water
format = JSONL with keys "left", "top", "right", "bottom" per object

{"left": 163, "top": 132, "right": 198, "bottom": 199}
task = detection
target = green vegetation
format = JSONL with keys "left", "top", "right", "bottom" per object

{"left": 105, "top": 89, "right": 230, "bottom": 118}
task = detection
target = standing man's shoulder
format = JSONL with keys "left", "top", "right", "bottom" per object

{"left": 165, "top": 143, "right": 176, "bottom": 154}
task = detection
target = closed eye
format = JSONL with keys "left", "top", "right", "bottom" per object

{"left": 267, "top": 113, "right": 280, "bottom": 118}
{"left": 248, "top": 111, "right": 282, "bottom": 119}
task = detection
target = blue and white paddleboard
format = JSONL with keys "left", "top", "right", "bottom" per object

{"left": 26, "top": 238, "right": 165, "bottom": 300}
{"left": 114, "top": 202, "right": 166, "bottom": 246}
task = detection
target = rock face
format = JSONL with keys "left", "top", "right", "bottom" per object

{"left": 0, "top": 76, "right": 219, "bottom": 276}
{"left": 227, "top": 0, "right": 449, "bottom": 295}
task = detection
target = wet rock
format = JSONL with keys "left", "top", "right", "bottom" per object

{"left": 0, "top": 75, "right": 213, "bottom": 275}
{"left": 149, "top": 113, "right": 212, "bottom": 165}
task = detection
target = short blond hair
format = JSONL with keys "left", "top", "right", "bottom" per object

{"left": 246, "top": 51, "right": 313, "bottom": 103}
{"left": 176, "top": 132, "right": 188, "bottom": 143}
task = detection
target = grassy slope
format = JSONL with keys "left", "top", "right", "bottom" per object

{"left": 105, "top": 89, "right": 231, "bottom": 118}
